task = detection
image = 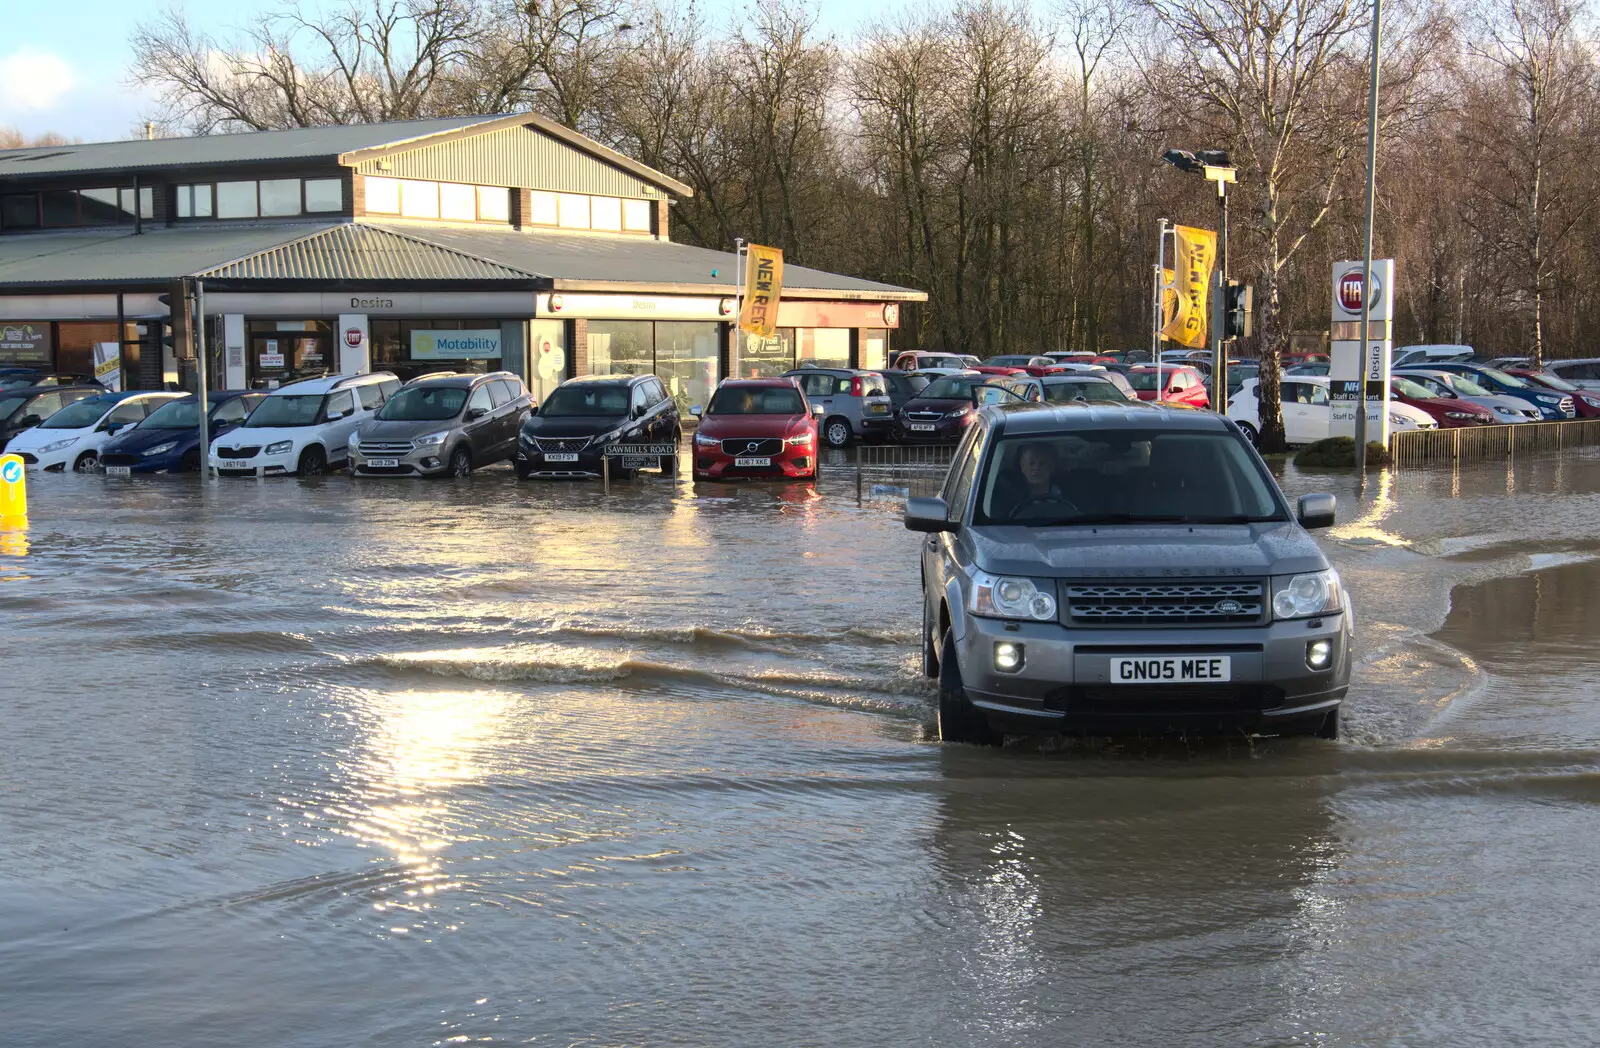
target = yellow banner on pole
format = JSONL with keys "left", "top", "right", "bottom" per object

{"left": 1161, "top": 225, "right": 1216, "bottom": 349}
{"left": 739, "top": 243, "right": 784, "bottom": 338}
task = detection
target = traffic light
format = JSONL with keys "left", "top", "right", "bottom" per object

{"left": 1225, "top": 280, "right": 1253, "bottom": 339}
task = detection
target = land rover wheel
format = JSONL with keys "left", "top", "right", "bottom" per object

{"left": 921, "top": 598, "right": 940, "bottom": 679}
{"left": 938, "top": 632, "right": 1000, "bottom": 746}
{"left": 1313, "top": 707, "right": 1341, "bottom": 740}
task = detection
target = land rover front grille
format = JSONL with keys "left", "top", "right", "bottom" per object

{"left": 1061, "top": 580, "right": 1266, "bottom": 627}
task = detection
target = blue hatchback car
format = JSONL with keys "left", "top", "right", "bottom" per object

{"left": 99, "top": 391, "right": 265, "bottom": 473}
{"left": 1429, "top": 363, "right": 1574, "bottom": 419}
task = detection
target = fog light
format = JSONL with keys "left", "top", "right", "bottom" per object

{"left": 1307, "top": 639, "right": 1333, "bottom": 670}
{"left": 994, "top": 642, "right": 1024, "bottom": 672}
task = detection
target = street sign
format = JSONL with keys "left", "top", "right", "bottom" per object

{"left": 602, "top": 444, "right": 677, "bottom": 457}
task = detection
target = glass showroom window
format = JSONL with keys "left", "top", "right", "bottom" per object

{"left": 656, "top": 322, "right": 718, "bottom": 415}
{"left": 796, "top": 329, "right": 850, "bottom": 369}
{"left": 859, "top": 328, "right": 889, "bottom": 371}
{"left": 740, "top": 329, "right": 796, "bottom": 379}
{"left": 587, "top": 321, "right": 653, "bottom": 377}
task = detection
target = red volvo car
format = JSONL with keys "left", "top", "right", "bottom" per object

{"left": 691, "top": 379, "right": 819, "bottom": 481}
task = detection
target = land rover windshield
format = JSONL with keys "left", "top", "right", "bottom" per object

{"left": 972, "top": 429, "right": 1286, "bottom": 526}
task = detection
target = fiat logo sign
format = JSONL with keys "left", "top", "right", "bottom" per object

{"left": 1339, "top": 269, "right": 1379, "bottom": 313}
{"left": 344, "top": 328, "right": 363, "bottom": 348}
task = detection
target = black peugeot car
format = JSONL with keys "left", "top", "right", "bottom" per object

{"left": 515, "top": 373, "right": 681, "bottom": 479}
{"left": 892, "top": 371, "right": 987, "bottom": 444}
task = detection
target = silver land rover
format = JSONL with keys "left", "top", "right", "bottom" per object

{"left": 906, "top": 402, "right": 1352, "bottom": 744}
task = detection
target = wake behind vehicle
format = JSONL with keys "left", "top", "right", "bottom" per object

{"left": 100, "top": 391, "right": 265, "bottom": 473}
{"left": 5, "top": 390, "right": 185, "bottom": 471}
{"left": 906, "top": 402, "right": 1351, "bottom": 744}
{"left": 211, "top": 372, "right": 400, "bottom": 477}
{"left": 691, "top": 379, "right": 819, "bottom": 480}
{"left": 516, "top": 373, "right": 680, "bottom": 479}
{"left": 349, "top": 372, "right": 531, "bottom": 477}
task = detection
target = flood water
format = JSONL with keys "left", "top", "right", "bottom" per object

{"left": 4, "top": 450, "right": 1600, "bottom": 1046}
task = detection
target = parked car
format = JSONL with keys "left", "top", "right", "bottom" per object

{"left": 980, "top": 355, "right": 1059, "bottom": 376}
{"left": 5, "top": 390, "right": 185, "bottom": 471}
{"left": 893, "top": 371, "right": 988, "bottom": 443}
{"left": 691, "top": 379, "right": 819, "bottom": 481}
{"left": 1394, "top": 368, "right": 1541, "bottom": 423}
{"left": 99, "top": 391, "right": 266, "bottom": 473}
{"left": 1507, "top": 368, "right": 1600, "bottom": 418}
{"left": 1227, "top": 376, "right": 1436, "bottom": 445}
{"left": 1426, "top": 363, "right": 1574, "bottom": 419}
{"left": 516, "top": 373, "right": 680, "bottom": 479}
{"left": 993, "top": 373, "right": 1139, "bottom": 405}
{"left": 0, "top": 385, "right": 103, "bottom": 452}
{"left": 349, "top": 372, "right": 531, "bottom": 478}
{"left": 891, "top": 351, "right": 980, "bottom": 373}
{"left": 1226, "top": 361, "right": 1260, "bottom": 396}
{"left": 1285, "top": 361, "right": 1330, "bottom": 376}
{"left": 1389, "top": 376, "right": 1497, "bottom": 428}
{"left": 1127, "top": 365, "right": 1210, "bottom": 409}
{"left": 0, "top": 372, "right": 102, "bottom": 392}
{"left": 783, "top": 367, "right": 893, "bottom": 448}
{"left": 906, "top": 401, "right": 1350, "bottom": 743}
{"left": 1484, "top": 356, "right": 1530, "bottom": 371}
{"left": 879, "top": 370, "right": 932, "bottom": 412}
{"left": 1543, "top": 357, "right": 1600, "bottom": 392}
{"left": 1393, "top": 345, "right": 1474, "bottom": 368}
{"left": 211, "top": 372, "right": 400, "bottom": 477}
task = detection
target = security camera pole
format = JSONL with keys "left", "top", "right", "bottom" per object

{"left": 1161, "top": 149, "right": 1236, "bottom": 406}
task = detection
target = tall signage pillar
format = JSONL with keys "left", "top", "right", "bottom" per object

{"left": 1329, "top": 259, "right": 1394, "bottom": 442}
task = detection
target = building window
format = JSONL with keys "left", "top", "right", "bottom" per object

{"left": 587, "top": 320, "right": 653, "bottom": 376}
{"left": 478, "top": 186, "right": 510, "bottom": 222}
{"left": 558, "top": 193, "right": 590, "bottom": 229}
{"left": 740, "top": 329, "right": 796, "bottom": 378}
{"left": 400, "top": 180, "right": 440, "bottom": 218}
{"left": 176, "top": 184, "right": 214, "bottom": 218}
{"left": 81, "top": 188, "right": 123, "bottom": 223}
{"left": 365, "top": 176, "right": 401, "bottom": 214}
{"left": 440, "top": 181, "right": 476, "bottom": 221}
{"left": 41, "top": 190, "right": 78, "bottom": 226}
{"left": 622, "top": 199, "right": 653, "bottom": 232}
{"left": 258, "top": 179, "right": 302, "bottom": 217}
{"left": 0, "top": 187, "right": 151, "bottom": 230}
{"left": 859, "top": 328, "right": 889, "bottom": 371}
{"left": 304, "top": 178, "right": 343, "bottom": 213}
{"left": 528, "top": 191, "right": 559, "bottom": 225}
{"left": 216, "top": 181, "right": 257, "bottom": 219}
{"left": 796, "top": 329, "right": 850, "bottom": 369}
{"left": 656, "top": 322, "right": 718, "bottom": 414}
{"left": 590, "top": 196, "right": 622, "bottom": 231}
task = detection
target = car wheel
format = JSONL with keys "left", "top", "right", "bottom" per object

{"left": 297, "top": 446, "right": 327, "bottom": 476}
{"left": 515, "top": 461, "right": 533, "bottom": 480}
{"left": 921, "top": 598, "right": 940, "bottom": 679}
{"left": 73, "top": 451, "right": 99, "bottom": 473}
{"left": 179, "top": 449, "right": 201, "bottom": 472}
{"left": 1239, "top": 422, "right": 1260, "bottom": 447}
{"left": 1313, "top": 707, "right": 1341, "bottom": 740}
{"left": 938, "top": 631, "right": 1000, "bottom": 746}
{"left": 824, "top": 417, "right": 852, "bottom": 449}
{"left": 448, "top": 445, "right": 473, "bottom": 477}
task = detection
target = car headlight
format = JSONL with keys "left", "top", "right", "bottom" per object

{"left": 1388, "top": 412, "right": 1411, "bottom": 426}
{"left": 141, "top": 441, "right": 178, "bottom": 457}
{"left": 693, "top": 432, "right": 719, "bottom": 447}
{"left": 264, "top": 440, "right": 294, "bottom": 455}
{"left": 785, "top": 432, "right": 813, "bottom": 446}
{"left": 969, "top": 570, "right": 1057, "bottom": 621}
{"left": 39, "top": 436, "right": 80, "bottom": 453}
{"left": 1272, "top": 570, "right": 1342, "bottom": 620}
{"left": 1444, "top": 411, "right": 1476, "bottom": 419}
{"left": 413, "top": 430, "right": 450, "bottom": 447}
{"left": 347, "top": 433, "right": 361, "bottom": 449}
{"left": 947, "top": 406, "right": 971, "bottom": 418}
{"left": 1495, "top": 406, "right": 1517, "bottom": 415}
{"left": 1536, "top": 395, "right": 1559, "bottom": 404}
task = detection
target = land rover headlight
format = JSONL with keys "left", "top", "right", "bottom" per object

{"left": 1272, "top": 570, "right": 1342, "bottom": 620}
{"left": 969, "top": 570, "right": 1057, "bottom": 621}
{"left": 265, "top": 440, "right": 294, "bottom": 455}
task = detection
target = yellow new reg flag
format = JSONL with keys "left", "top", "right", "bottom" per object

{"left": 739, "top": 244, "right": 784, "bottom": 339}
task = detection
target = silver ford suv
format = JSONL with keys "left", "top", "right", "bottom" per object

{"left": 906, "top": 402, "right": 1352, "bottom": 744}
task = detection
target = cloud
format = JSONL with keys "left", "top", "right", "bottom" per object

{"left": 0, "top": 48, "right": 77, "bottom": 112}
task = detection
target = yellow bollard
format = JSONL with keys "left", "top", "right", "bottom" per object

{"left": 0, "top": 453, "right": 26, "bottom": 524}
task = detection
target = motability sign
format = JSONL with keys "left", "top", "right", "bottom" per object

{"left": 739, "top": 243, "right": 784, "bottom": 339}
{"left": 410, "top": 329, "right": 503, "bottom": 360}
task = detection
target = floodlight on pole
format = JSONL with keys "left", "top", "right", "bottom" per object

{"left": 1161, "top": 147, "right": 1238, "bottom": 404}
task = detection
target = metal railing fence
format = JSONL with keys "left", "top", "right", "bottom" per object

{"left": 1389, "top": 419, "right": 1600, "bottom": 468}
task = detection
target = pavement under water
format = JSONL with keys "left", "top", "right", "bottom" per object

{"left": 3, "top": 450, "right": 1599, "bottom": 1046}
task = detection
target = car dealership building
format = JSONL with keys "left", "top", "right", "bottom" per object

{"left": 0, "top": 113, "right": 924, "bottom": 410}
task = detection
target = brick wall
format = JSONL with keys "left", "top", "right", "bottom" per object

{"left": 655, "top": 197, "right": 669, "bottom": 240}
{"left": 570, "top": 318, "right": 588, "bottom": 375}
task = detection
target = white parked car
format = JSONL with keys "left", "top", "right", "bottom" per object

{"left": 5, "top": 390, "right": 185, "bottom": 472}
{"left": 210, "top": 372, "right": 400, "bottom": 477}
{"left": 1227, "top": 375, "right": 1436, "bottom": 446}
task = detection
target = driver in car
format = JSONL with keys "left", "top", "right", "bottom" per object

{"left": 993, "top": 441, "right": 1075, "bottom": 521}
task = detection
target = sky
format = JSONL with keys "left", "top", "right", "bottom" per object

{"left": 0, "top": 0, "right": 876, "bottom": 143}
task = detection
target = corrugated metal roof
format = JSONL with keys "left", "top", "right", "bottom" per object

{"left": 0, "top": 224, "right": 330, "bottom": 285}
{"left": 0, "top": 116, "right": 496, "bottom": 178}
{"left": 387, "top": 224, "right": 925, "bottom": 298}
{"left": 199, "top": 224, "right": 537, "bottom": 281}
